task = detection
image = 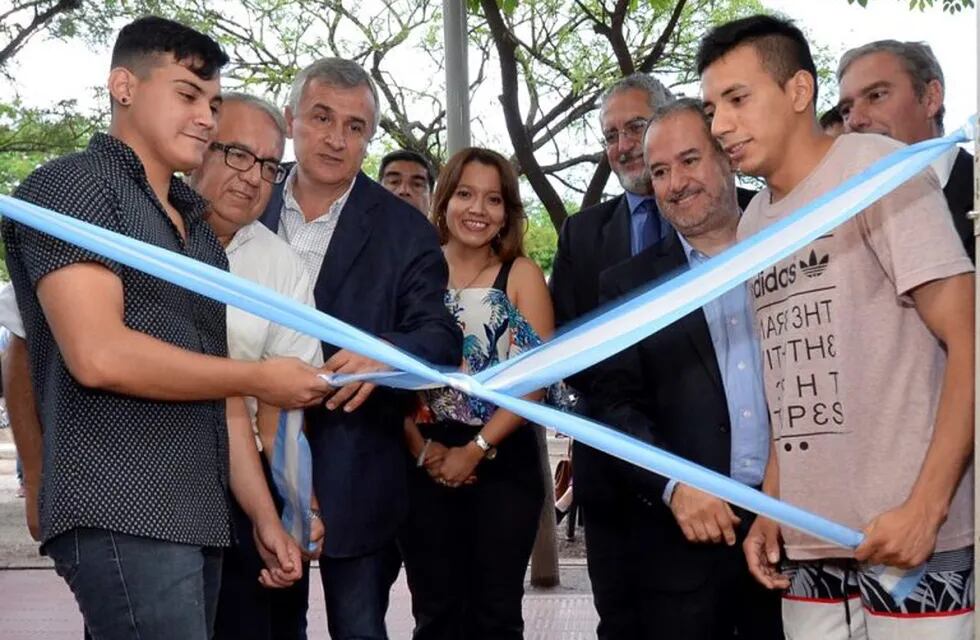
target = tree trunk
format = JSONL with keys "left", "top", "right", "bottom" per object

{"left": 530, "top": 426, "right": 560, "bottom": 587}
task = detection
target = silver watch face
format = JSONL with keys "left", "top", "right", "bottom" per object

{"left": 474, "top": 435, "right": 496, "bottom": 460}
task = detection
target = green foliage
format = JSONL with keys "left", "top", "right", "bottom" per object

{"left": 524, "top": 211, "right": 558, "bottom": 274}
{"left": 0, "top": 100, "right": 103, "bottom": 194}
{"left": 0, "top": 99, "right": 101, "bottom": 279}
{"left": 0, "top": 0, "right": 84, "bottom": 69}
{"left": 847, "top": 0, "right": 973, "bottom": 11}
{"left": 523, "top": 199, "right": 576, "bottom": 274}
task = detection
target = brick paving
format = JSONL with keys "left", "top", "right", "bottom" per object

{"left": 0, "top": 564, "right": 600, "bottom": 640}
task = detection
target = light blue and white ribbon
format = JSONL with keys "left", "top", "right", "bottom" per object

{"left": 270, "top": 409, "right": 314, "bottom": 551}
{"left": 0, "top": 190, "right": 861, "bottom": 548}
{"left": 331, "top": 122, "right": 975, "bottom": 398}
{"left": 1, "top": 122, "right": 971, "bottom": 601}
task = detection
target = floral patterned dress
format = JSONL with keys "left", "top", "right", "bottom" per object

{"left": 419, "top": 260, "right": 560, "bottom": 425}
{"left": 415, "top": 263, "right": 572, "bottom": 426}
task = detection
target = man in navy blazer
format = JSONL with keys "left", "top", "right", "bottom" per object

{"left": 588, "top": 99, "right": 781, "bottom": 640}
{"left": 259, "top": 58, "right": 462, "bottom": 639}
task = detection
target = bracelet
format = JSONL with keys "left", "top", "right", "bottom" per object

{"left": 416, "top": 438, "right": 432, "bottom": 468}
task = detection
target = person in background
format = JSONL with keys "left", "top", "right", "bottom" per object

{"left": 837, "top": 39, "right": 974, "bottom": 261}
{"left": 819, "top": 106, "right": 844, "bottom": 137}
{"left": 379, "top": 149, "right": 436, "bottom": 214}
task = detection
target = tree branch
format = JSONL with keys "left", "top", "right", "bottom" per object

{"left": 549, "top": 171, "right": 587, "bottom": 195}
{"left": 530, "top": 91, "right": 602, "bottom": 152}
{"left": 0, "top": 0, "right": 81, "bottom": 68}
{"left": 638, "top": 0, "right": 688, "bottom": 72}
{"left": 539, "top": 152, "right": 602, "bottom": 174}
{"left": 581, "top": 155, "right": 612, "bottom": 209}
{"left": 481, "top": 0, "right": 568, "bottom": 231}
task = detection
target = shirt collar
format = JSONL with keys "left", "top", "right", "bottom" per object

{"left": 90, "top": 133, "right": 208, "bottom": 223}
{"left": 675, "top": 230, "right": 705, "bottom": 263}
{"left": 931, "top": 146, "right": 959, "bottom": 186}
{"left": 89, "top": 132, "right": 143, "bottom": 180}
{"left": 169, "top": 178, "right": 209, "bottom": 223}
{"left": 625, "top": 190, "right": 657, "bottom": 216}
{"left": 282, "top": 165, "right": 356, "bottom": 223}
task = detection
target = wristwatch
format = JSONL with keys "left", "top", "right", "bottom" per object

{"left": 472, "top": 433, "right": 498, "bottom": 460}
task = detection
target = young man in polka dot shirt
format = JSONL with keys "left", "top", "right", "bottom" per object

{"left": 1, "top": 17, "right": 333, "bottom": 640}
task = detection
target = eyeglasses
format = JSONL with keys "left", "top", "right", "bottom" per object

{"left": 602, "top": 117, "right": 649, "bottom": 148}
{"left": 209, "top": 142, "right": 287, "bottom": 184}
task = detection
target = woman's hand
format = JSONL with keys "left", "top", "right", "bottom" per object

{"left": 436, "top": 443, "right": 484, "bottom": 487}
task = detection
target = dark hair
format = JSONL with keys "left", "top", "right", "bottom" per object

{"left": 430, "top": 148, "right": 526, "bottom": 263}
{"left": 111, "top": 16, "right": 229, "bottom": 80}
{"left": 696, "top": 14, "right": 818, "bottom": 105}
{"left": 646, "top": 97, "right": 725, "bottom": 157}
{"left": 379, "top": 150, "right": 435, "bottom": 189}
{"left": 819, "top": 105, "right": 844, "bottom": 130}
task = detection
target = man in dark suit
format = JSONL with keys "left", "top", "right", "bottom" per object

{"left": 258, "top": 58, "right": 462, "bottom": 639}
{"left": 550, "top": 74, "right": 757, "bottom": 636}
{"left": 550, "top": 73, "right": 673, "bottom": 526}
{"left": 551, "top": 74, "right": 671, "bottom": 340}
{"left": 587, "top": 99, "right": 782, "bottom": 639}
{"left": 837, "top": 39, "right": 974, "bottom": 261}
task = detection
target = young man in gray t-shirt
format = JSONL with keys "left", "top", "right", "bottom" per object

{"left": 699, "top": 14, "right": 974, "bottom": 639}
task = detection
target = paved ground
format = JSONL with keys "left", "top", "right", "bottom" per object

{"left": 0, "top": 427, "right": 601, "bottom": 639}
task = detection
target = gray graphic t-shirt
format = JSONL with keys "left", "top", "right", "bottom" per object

{"left": 738, "top": 133, "right": 974, "bottom": 560}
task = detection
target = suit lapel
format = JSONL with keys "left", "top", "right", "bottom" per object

{"left": 944, "top": 148, "right": 973, "bottom": 214}
{"left": 258, "top": 175, "right": 287, "bottom": 232}
{"left": 657, "top": 234, "right": 725, "bottom": 394}
{"left": 600, "top": 195, "right": 632, "bottom": 269}
{"left": 314, "top": 172, "right": 374, "bottom": 305}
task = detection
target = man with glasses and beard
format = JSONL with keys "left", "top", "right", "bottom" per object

{"left": 549, "top": 72, "right": 672, "bottom": 635}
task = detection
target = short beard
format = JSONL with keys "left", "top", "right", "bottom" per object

{"left": 617, "top": 169, "right": 652, "bottom": 195}
{"left": 666, "top": 182, "right": 737, "bottom": 237}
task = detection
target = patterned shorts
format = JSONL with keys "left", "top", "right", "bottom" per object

{"left": 781, "top": 546, "right": 974, "bottom": 639}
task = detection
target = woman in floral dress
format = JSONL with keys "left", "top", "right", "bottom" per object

{"left": 399, "top": 147, "right": 554, "bottom": 640}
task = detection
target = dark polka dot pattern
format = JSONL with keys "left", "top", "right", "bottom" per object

{"left": 2, "top": 133, "right": 232, "bottom": 547}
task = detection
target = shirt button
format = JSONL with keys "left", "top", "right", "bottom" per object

{"left": 737, "top": 361, "right": 746, "bottom": 370}
{"left": 730, "top": 317, "right": 738, "bottom": 326}
{"left": 742, "top": 409, "right": 752, "bottom": 418}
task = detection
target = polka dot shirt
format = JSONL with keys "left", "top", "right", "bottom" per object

{"left": 2, "top": 133, "right": 232, "bottom": 547}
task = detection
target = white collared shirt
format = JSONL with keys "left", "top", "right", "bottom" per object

{"left": 225, "top": 220, "right": 323, "bottom": 438}
{"left": 225, "top": 219, "right": 323, "bottom": 367}
{"left": 277, "top": 165, "right": 356, "bottom": 279}
{"left": 0, "top": 282, "right": 24, "bottom": 338}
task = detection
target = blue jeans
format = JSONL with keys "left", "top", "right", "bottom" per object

{"left": 320, "top": 545, "right": 401, "bottom": 640}
{"left": 46, "top": 527, "right": 223, "bottom": 640}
